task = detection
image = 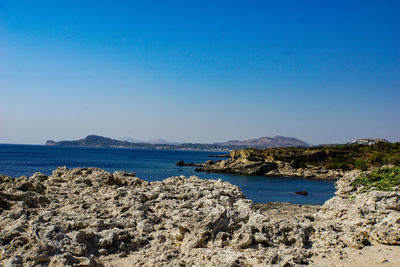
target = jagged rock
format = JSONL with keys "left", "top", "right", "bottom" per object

{"left": 175, "top": 161, "right": 203, "bottom": 167}
{"left": 176, "top": 160, "right": 185, "bottom": 166}
{"left": 0, "top": 167, "right": 315, "bottom": 266}
{"left": 313, "top": 171, "right": 400, "bottom": 250}
{"left": 1, "top": 167, "right": 398, "bottom": 266}
{"left": 194, "top": 149, "right": 344, "bottom": 179}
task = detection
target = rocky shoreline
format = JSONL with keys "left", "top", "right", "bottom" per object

{"left": 1, "top": 167, "right": 399, "bottom": 266}
{"left": 180, "top": 149, "right": 347, "bottom": 180}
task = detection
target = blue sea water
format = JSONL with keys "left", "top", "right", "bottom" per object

{"left": 0, "top": 144, "right": 336, "bottom": 204}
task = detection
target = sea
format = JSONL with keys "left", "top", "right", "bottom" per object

{"left": 0, "top": 144, "right": 336, "bottom": 204}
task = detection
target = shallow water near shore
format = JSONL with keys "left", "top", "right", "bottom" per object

{"left": 0, "top": 144, "right": 335, "bottom": 204}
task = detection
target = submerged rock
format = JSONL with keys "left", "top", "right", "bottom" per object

{"left": 175, "top": 161, "right": 203, "bottom": 167}
{"left": 295, "top": 190, "right": 308, "bottom": 196}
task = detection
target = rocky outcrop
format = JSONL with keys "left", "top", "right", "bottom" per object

{"left": 194, "top": 149, "right": 344, "bottom": 180}
{"left": 175, "top": 160, "right": 204, "bottom": 167}
{"left": 208, "top": 154, "right": 230, "bottom": 158}
{"left": 1, "top": 167, "right": 399, "bottom": 266}
{"left": 0, "top": 167, "right": 315, "bottom": 266}
{"left": 313, "top": 171, "right": 400, "bottom": 250}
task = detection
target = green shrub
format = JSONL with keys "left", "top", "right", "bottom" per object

{"left": 339, "top": 163, "right": 351, "bottom": 171}
{"left": 388, "top": 154, "right": 400, "bottom": 165}
{"left": 297, "top": 162, "right": 307, "bottom": 169}
{"left": 367, "top": 152, "right": 385, "bottom": 165}
{"left": 326, "top": 162, "right": 339, "bottom": 170}
{"left": 355, "top": 159, "right": 368, "bottom": 171}
{"left": 351, "top": 166, "right": 400, "bottom": 192}
{"left": 374, "top": 141, "right": 392, "bottom": 151}
{"left": 326, "top": 162, "right": 350, "bottom": 171}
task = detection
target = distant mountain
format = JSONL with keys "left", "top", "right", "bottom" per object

{"left": 214, "top": 135, "right": 308, "bottom": 148}
{"left": 119, "top": 137, "right": 182, "bottom": 145}
{"left": 46, "top": 135, "right": 137, "bottom": 147}
{"left": 119, "top": 136, "right": 143, "bottom": 143}
{"left": 46, "top": 135, "right": 308, "bottom": 151}
{"left": 147, "top": 139, "right": 182, "bottom": 145}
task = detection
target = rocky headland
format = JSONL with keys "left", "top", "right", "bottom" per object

{"left": 191, "top": 148, "right": 346, "bottom": 180}
{"left": 1, "top": 167, "right": 399, "bottom": 266}
{"left": 187, "top": 143, "right": 400, "bottom": 180}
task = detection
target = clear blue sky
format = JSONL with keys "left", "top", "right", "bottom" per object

{"left": 1, "top": 0, "right": 399, "bottom": 145}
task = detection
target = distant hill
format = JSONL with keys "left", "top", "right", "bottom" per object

{"left": 119, "top": 136, "right": 143, "bottom": 143}
{"left": 46, "top": 135, "right": 309, "bottom": 151}
{"left": 119, "top": 137, "right": 182, "bottom": 145}
{"left": 46, "top": 135, "right": 137, "bottom": 147}
{"left": 215, "top": 136, "right": 308, "bottom": 148}
{"left": 147, "top": 139, "right": 182, "bottom": 145}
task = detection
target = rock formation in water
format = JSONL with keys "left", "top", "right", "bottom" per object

{"left": 193, "top": 148, "right": 345, "bottom": 180}
{"left": 189, "top": 142, "right": 400, "bottom": 180}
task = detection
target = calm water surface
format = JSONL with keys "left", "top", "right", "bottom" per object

{"left": 0, "top": 144, "right": 336, "bottom": 204}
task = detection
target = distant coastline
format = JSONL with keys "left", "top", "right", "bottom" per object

{"left": 45, "top": 134, "right": 309, "bottom": 152}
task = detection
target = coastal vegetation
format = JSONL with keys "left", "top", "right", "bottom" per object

{"left": 192, "top": 141, "right": 400, "bottom": 179}
{"left": 240, "top": 141, "right": 400, "bottom": 171}
{"left": 351, "top": 166, "right": 400, "bottom": 192}
{"left": 322, "top": 142, "right": 400, "bottom": 171}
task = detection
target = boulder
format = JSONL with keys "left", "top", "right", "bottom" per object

{"left": 295, "top": 190, "right": 308, "bottom": 196}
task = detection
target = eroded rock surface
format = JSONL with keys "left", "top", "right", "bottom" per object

{"left": 0, "top": 167, "right": 315, "bottom": 266}
{"left": 194, "top": 149, "right": 344, "bottom": 180}
{"left": 1, "top": 167, "right": 399, "bottom": 266}
{"left": 313, "top": 170, "right": 400, "bottom": 251}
